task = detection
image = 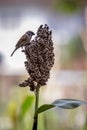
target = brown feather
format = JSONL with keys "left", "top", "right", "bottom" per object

{"left": 11, "top": 31, "right": 34, "bottom": 57}
{"left": 10, "top": 48, "right": 18, "bottom": 56}
{"left": 15, "top": 34, "right": 27, "bottom": 48}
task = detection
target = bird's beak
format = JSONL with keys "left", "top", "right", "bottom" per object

{"left": 32, "top": 32, "right": 35, "bottom": 35}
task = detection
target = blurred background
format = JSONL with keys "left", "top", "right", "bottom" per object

{"left": 0, "top": 0, "right": 87, "bottom": 130}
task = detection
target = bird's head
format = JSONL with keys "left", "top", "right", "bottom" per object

{"left": 26, "top": 31, "right": 35, "bottom": 36}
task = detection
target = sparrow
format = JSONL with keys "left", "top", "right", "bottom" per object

{"left": 11, "top": 31, "right": 35, "bottom": 56}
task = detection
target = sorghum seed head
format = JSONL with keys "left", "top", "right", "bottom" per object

{"left": 19, "top": 24, "right": 55, "bottom": 91}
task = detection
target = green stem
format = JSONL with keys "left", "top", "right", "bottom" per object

{"left": 32, "top": 85, "right": 39, "bottom": 130}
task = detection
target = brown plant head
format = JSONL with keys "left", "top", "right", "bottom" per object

{"left": 19, "top": 24, "right": 55, "bottom": 91}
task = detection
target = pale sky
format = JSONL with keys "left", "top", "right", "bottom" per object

{"left": 0, "top": 7, "right": 83, "bottom": 71}
{"left": 0, "top": 15, "right": 48, "bottom": 70}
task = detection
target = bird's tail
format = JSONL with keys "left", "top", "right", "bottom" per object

{"left": 10, "top": 48, "right": 17, "bottom": 57}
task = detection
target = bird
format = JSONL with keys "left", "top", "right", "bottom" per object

{"left": 10, "top": 31, "right": 35, "bottom": 56}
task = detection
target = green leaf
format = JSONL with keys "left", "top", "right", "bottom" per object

{"left": 53, "top": 0, "right": 82, "bottom": 13}
{"left": 36, "top": 99, "right": 86, "bottom": 115}
{"left": 36, "top": 104, "right": 54, "bottom": 115}
{"left": 18, "top": 95, "right": 34, "bottom": 120}
{"left": 52, "top": 99, "right": 86, "bottom": 109}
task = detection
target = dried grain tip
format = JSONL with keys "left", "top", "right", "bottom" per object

{"left": 19, "top": 78, "right": 35, "bottom": 91}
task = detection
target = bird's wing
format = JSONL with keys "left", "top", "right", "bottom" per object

{"left": 15, "top": 34, "right": 27, "bottom": 48}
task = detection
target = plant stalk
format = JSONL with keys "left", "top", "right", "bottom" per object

{"left": 32, "top": 85, "right": 39, "bottom": 130}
